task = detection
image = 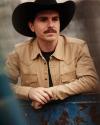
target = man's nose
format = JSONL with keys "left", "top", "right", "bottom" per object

{"left": 48, "top": 19, "right": 54, "bottom": 27}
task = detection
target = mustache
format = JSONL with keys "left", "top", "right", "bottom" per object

{"left": 44, "top": 28, "right": 57, "bottom": 34}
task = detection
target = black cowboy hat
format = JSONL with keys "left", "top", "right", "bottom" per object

{"left": 12, "top": 0, "right": 76, "bottom": 37}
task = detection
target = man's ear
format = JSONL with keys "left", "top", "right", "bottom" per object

{"left": 28, "top": 22, "right": 35, "bottom": 32}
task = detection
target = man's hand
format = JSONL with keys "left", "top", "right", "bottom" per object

{"left": 28, "top": 87, "right": 53, "bottom": 105}
{"left": 31, "top": 101, "right": 43, "bottom": 109}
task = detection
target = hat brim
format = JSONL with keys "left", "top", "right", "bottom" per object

{"left": 12, "top": 1, "right": 75, "bottom": 37}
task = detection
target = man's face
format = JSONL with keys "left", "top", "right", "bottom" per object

{"left": 29, "top": 10, "right": 60, "bottom": 42}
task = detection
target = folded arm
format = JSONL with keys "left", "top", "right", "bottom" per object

{"left": 46, "top": 42, "right": 99, "bottom": 100}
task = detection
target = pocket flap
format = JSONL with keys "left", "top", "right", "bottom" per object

{"left": 22, "top": 74, "right": 38, "bottom": 85}
{"left": 61, "top": 72, "right": 76, "bottom": 83}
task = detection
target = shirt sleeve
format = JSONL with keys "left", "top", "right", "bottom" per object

{"left": 50, "top": 42, "right": 99, "bottom": 100}
{"left": 5, "top": 50, "right": 31, "bottom": 100}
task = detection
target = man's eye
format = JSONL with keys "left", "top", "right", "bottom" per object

{"left": 39, "top": 17, "right": 47, "bottom": 22}
{"left": 52, "top": 17, "right": 59, "bottom": 21}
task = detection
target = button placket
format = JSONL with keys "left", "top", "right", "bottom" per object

{"left": 44, "top": 69, "right": 48, "bottom": 81}
{"left": 43, "top": 61, "right": 48, "bottom": 83}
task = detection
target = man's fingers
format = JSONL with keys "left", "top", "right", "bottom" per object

{"left": 31, "top": 92, "right": 49, "bottom": 104}
{"left": 38, "top": 90, "right": 51, "bottom": 101}
{"left": 31, "top": 101, "right": 43, "bottom": 109}
{"left": 31, "top": 94, "right": 44, "bottom": 104}
{"left": 35, "top": 92, "right": 48, "bottom": 104}
{"left": 28, "top": 87, "right": 53, "bottom": 104}
{"left": 44, "top": 88, "right": 54, "bottom": 99}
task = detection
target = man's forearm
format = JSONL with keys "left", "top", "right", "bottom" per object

{"left": 48, "top": 76, "right": 98, "bottom": 100}
{"left": 11, "top": 84, "right": 32, "bottom": 100}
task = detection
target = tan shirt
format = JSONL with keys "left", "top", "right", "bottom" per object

{"left": 6, "top": 35, "right": 98, "bottom": 100}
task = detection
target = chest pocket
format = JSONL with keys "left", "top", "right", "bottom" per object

{"left": 21, "top": 74, "right": 38, "bottom": 87}
{"left": 60, "top": 60, "right": 76, "bottom": 84}
{"left": 61, "top": 71, "right": 76, "bottom": 83}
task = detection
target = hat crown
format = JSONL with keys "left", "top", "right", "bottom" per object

{"left": 35, "top": 0, "right": 57, "bottom": 5}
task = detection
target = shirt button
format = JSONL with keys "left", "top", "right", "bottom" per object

{"left": 45, "top": 78, "right": 47, "bottom": 80}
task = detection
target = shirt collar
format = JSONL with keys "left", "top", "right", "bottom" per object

{"left": 53, "top": 35, "right": 65, "bottom": 61}
{"left": 31, "top": 35, "right": 66, "bottom": 60}
{"left": 31, "top": 38, "right": 41, "bottom": 60}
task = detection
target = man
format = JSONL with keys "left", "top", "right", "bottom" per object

{"left": 6, "top": 0, "right": 98, "bottom": 109}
